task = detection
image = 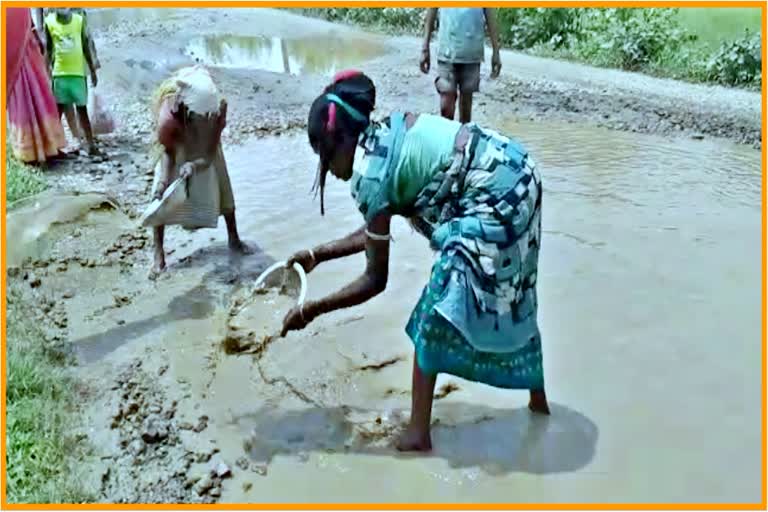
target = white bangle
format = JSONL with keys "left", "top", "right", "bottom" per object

{"left": 365, "top": 229, "right": 392, "bottom": 242}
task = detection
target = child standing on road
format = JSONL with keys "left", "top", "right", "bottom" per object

{"left": 420, "top": 8, "right": 502, "bottom": 123}
{"left": 44, "top": 8, "right": 100, "bottom": 155}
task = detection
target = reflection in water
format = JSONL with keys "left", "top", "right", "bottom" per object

{"left": 184, "top": 34, "right": 386, "bottom": 75}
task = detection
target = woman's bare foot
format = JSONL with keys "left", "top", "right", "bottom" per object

{"left": 395, "top": 426, "right": 432, "bottom": 452}
{"left": 528, "top": 390, "right": 551, "bottom": 415}
{"left": 228, "top": 238, "right": 253, "bottom": 255}
{"left": 150, "top": 253, "right": 166, "bottom": 279}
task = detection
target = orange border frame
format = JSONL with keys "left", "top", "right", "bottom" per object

{"left": 1, "top": 1, "right": 765, "bottom": 509}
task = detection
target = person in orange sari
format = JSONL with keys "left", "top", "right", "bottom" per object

{"left": 6, "top": 8, "right": 66, "bottom": 164}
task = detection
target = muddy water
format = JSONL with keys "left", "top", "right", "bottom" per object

{"left": 204, "top": 121, "right": 760, "bottom": 503}
{"left": 6, "top": 192, "right": 129, "bottom": 268}
{"left": 21, "top": 118, "right": 760, "bottom": 502}
{"left": 185, "top": 34, "right": 387, "bottom": 75}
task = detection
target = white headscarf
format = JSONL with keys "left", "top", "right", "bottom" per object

{"left": 174, "top": 66, "right": 222, "bottom": 116}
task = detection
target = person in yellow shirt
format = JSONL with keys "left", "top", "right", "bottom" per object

{"left": 44, "top": 8, "right": 99, "bottom": 155}
{"left": 35, "top": 7, "right": 100, "bottom": 146}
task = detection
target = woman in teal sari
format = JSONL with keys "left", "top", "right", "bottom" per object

{"left": 281, "top": 70, "right": 550, "bottom": 452}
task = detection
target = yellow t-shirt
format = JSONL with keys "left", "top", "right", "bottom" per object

{"left": 45, "top": 12, "right": 85, "bottom": 77}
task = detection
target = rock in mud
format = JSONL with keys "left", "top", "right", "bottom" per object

{"left": 212, "top": 462, "right": 232, "bottom": 479}
{"left": 243, "top": 482, "right": 253, "bottom": 492}
{"left": 28, "top": 274, "right": 42, "bottom": 288}
{"left": 250, "top": 463, "right": 267, "bottom": 477}
{"left": 194, "top": 475, "right": 214, "bottom": 496}
{"left": 193, "top": 416, "right": 208, "bottom": 433}
{"left": 184, "top": 473, "right": 202, "bottom": 489}
{"left": 195, "top": 452, "right": 212, "bottom": 463}
{"left": 235, "top": 457, "right": 249, "bottom": 471}
{"left": 126, "top": 401, "right": 140, "bottom": 415}
{"left": 141, "top": 418, "right": 169, "bottom": 444}
{"left": 209, "top": 487, "right": 221, "bottom": 498}
{"left": 178, "top": 422, "right": 194, "bottom": 431}
{"left": 129, "top": 439, "right": 146, "bottom": 456}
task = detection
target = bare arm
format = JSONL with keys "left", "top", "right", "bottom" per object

{"left": 422, "top": 8, "right": 438, "bottom": 50}
{"left": 484, "top": 8, "right": 501, "bottom": 53}
{"left": 154, "top": 150, "right": 175, "bottom": 199}
{"left": 420, "top": 8, "right": 438, "bottom": 73}
{"left": 314, "top": 225, "right": 367, "bottom": 262}
{"left": 282, "top": 214, "right": 391, "bottom": 335}
{"left": 286, "top": 224, "right": 367, "bottom": 275}
{"left": 484, "top": 8, "right": 502, "bottom": 78}
{"left": 45, "top": 25, "right": 53, "bottom": 70}
{"left": 81, "top": 16, "right": 97, "bottom": 79}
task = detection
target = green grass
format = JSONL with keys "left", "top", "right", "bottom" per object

{"left": 5, "top": 289, "right": 91, "bottom": 503}
{"left": 6, "top": 147, "right": 48, "bottom": 205}
{"left": 676, "top": 8, "right": 761, "bottom": 49}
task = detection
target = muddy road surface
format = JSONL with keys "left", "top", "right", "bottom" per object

{"left": 5, "top": 8, "right": 762, "bottom": 504}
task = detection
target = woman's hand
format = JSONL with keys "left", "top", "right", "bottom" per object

{"left": 179, "top": 162, "right": 195, "bottom": 179}
{"left": 281, "top": 302, "right": 317, "bottom": 337}
{"left": 491, "top": 50, "right": 502, "bottom": 79}
{"left": 153, "top": 181, "right": 168, "bottom": 200}
{"left": 419, "top": 47, "right": 431, "bottom": 74}
{"left": 286, "top": 249, "right": 318, "bottom": 274}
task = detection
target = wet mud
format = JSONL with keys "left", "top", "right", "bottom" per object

{"left": 5, "top": 6, "right": 762, "bottom": 505}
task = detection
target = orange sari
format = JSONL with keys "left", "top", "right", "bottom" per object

{"left": 6, "top": 8, "right": 65, "bottom": 163}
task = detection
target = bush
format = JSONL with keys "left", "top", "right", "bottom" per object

{"left": 504, "top": 8, "right": 580, "bottom": 50}
{"left": 570, "top": 9, "right": 692, "bottom": 70}
{"left": 293, "top": 7, "right": 761, "bottom": 89}
{"left": 705, "top": 29, "right": 762, "bottom": 87}
{"left": 296, "top": 8, "right": 424, "bottom": 33}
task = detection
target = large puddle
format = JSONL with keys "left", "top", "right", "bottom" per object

{"left": 19, "top": 117, "right": 758, "bottom": 503}
{"left": 213, "top": 121, "right": 761, "bottom": 503}
{"left": 185, "top": 34, "right": 387, "bottom": 74}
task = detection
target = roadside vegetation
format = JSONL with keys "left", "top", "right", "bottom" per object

{"left": 6, "top": 144, "right": 48, "bottom": 204}
{"left": 5, "top": 286, "right": 91, "bottom": 503}
{"left": 5, "top": 148, "right": 89, "bottom": 503}
{"left": 294, "top": 7, "right": 762, "bottom": 89}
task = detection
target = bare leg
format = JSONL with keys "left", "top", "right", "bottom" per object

{"left": 458, "top": 91, "right": 474, "bottom": 124}
{"left": 64, "top": 106, "right": 82, "bottom": 141}
{"left": 396, "top": 356, "right": 436, "bottom": 452}
{"left": 76, "top": 106, "right": 99, "bottom": 155}
{"left": 529, "top": 389, "right": 551, "bottom": 415}
{"left": 151, "top": 226, "right": 166, "bottom": 277}
{"left": 439, "top": 91, "right": 457, "bottom": 121}
{"left": 223, "top": 210, "right": 252, "bottom": 254}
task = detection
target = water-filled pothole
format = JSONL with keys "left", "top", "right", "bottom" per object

{"left": 184, "top": 33, "right": 386, "bottom": 74}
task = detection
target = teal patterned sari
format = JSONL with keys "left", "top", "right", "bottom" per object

{"left": 351, "top": 112, "right": 544, "bottom": 390}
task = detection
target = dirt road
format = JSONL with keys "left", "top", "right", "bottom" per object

{"left": 6, "top": 8, "right": 762, "bottom": 504}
